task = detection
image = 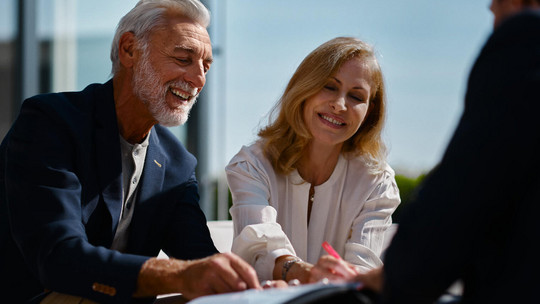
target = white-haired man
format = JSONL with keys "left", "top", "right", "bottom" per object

{"left": 0, "top": 1, "right": 260, "bottom": 303}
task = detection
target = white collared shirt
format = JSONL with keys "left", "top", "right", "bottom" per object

{"left": 226, "top": 142, "right": 400, "bottom": 280}
{"left": 111, "top": 132, "right": 150, "bottom": 252}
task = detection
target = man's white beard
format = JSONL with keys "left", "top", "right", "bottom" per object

{"left": 132, "top": 49, "right": 198, "bottom": 127}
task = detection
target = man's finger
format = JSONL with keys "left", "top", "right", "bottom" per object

{"left": 225, "top": 252, "right": 261, "bottom": 290}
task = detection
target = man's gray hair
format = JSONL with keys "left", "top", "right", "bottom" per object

{"left": 110, "top": 0, "right": 210, "bottom": 75}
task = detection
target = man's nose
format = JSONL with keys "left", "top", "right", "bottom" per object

{"left": 185, "top": 63, "right": 206, "bottom": 90}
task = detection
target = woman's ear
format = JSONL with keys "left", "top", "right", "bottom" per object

{"left": 118, "top": 32, "right": 137, "bottom": 69}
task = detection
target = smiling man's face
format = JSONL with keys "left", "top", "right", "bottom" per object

{"left": 132, "top": 15, "right": 213, "bottom": 126}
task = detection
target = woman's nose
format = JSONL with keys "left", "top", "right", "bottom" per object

{"left": 330, "top": 95, "right": 346, "bottom": 111}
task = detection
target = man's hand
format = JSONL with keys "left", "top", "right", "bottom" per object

{"left": 134, "top": 253, "right": 261, "bottom": 300}
{"left": 177, "top": 252, "right": 261, "bottom": 299}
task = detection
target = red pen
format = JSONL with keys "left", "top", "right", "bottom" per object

{"left": 322, "top": 241, "right": 342, "bottom": 260}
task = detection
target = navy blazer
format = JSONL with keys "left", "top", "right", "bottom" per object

{"left": 0, "top": 80, "right": 218, "bottom": 303}
{"left": 382, "top": 11, "right": 540, "bottom": 304}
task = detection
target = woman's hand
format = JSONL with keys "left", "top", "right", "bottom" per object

{"left": 261, "top": 280, "right": 290, "bottom": 289}
{"left": 308, "top": 255, "right": 360, "bottom": 283}
{"left": 274, "top": 254, "right": 360, "bottom": 284}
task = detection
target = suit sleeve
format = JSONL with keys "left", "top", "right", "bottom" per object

{"left": 5, "top": 99, "right": 147, "bottom": 303}
{"left": 160, "top": 172, "right": 219, "bottom": 259}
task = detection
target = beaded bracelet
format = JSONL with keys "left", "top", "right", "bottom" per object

{"left": 281, "top": 257, "right": 302, "bottom": 281}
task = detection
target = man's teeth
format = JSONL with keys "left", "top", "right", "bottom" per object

{"left": 320, "top": 114, "right": 344, "bottom": 126}
{"left": 171, "top": 88, "right": 191, "bottom": 100}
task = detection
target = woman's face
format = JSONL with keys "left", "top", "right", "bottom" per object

{"left": 303, "top": 57, "right": 372, "bottom": 149}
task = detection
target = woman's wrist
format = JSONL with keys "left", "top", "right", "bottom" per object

{"left": 274, "top": 255, "right": 313, "bottom": 283}
{"left": 282, "top": 258, "right": 302, "bottom": 280}
{"left": 274, "top": 255, "right": 300, "bottom": 281}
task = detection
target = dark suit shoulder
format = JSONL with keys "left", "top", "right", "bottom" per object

{"left": 466, "top": 10, "right": 540, "bottom": 110}
{"left": 20, "top": 81, "right": 111, "bottom": 120}
{"left": 11, "top": 81, "right": 115, "bottom": 142}
{"left": 482, "top": 10, "right": 540, "bottom": 54}
{"left": 25, "top": 82, "right": 104, "bottom": 105}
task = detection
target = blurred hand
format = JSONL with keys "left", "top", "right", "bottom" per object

{"left": 308, "top": 255, "right": 360, "bottom": 283}
{"left": 261, "top": 279, "right": 289, "bottom": 289}
{"left": 354, "top": 267, "right": 383, "bottom": 293}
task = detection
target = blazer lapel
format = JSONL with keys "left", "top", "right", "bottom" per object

{"left": 138, "top": 129, "right": 166, "bottom": 203}
{"left": 92, "top": 80, "right": 123, "bottom": 239}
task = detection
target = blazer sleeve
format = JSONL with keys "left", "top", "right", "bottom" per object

{"left": 160, "top": 172, "right": 219, "bottom": 259}
{"left": 5, "top": 98, "right": 147, "bottom": 303}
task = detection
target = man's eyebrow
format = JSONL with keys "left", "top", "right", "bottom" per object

{"left": 173, "top": 45, "right": 213, "bottom": 64}
{"left": 173, "top": 45, "right": 194, "bottom": 53}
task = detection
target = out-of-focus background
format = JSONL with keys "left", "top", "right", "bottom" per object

{"left": 1, "top": 0, "right": 493, "bottom": 221}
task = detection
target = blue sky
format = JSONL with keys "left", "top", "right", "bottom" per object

{"left": 2, "top": 0, "right": 495, "bottom": 177}
{"left": 220, "top": 0, "right": 494, "bottom": 175}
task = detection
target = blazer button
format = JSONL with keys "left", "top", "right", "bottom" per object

{"left": 92, "top": 282, "right": 117, "bottom": 296}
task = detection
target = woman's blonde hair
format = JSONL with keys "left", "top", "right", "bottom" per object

{"left": 258, "top": 37, "right": 387, "bottom": 175}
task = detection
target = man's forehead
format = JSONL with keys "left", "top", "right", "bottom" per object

{"left": 152, "top": 17, "right": 212, "bottom": 55}
{"left": 166, "top": 18, "right": 209, "bottom": 39}
{"left": 166, "top": 14, "right": 210, "bottom": 39}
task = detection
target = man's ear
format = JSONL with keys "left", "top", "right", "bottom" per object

{"left": 118, "top": 32, "right": 137, "bottom": 69}
{"left": 511, "top": 0, "right": 528, "bottom": 9}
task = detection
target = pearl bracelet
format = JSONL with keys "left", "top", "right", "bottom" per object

{"left": 281, "top": 257, "right": 302, "bottom": 281}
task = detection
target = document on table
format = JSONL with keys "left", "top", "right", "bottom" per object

{"left": 188, "top": 282, "right": 363, "bottom": 304}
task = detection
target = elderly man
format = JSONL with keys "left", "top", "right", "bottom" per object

{"left": 355, "top": 0, "right": 540, "bottom": 303}
{"left": 0, "top": 0, "right": 259, "bottom": 303}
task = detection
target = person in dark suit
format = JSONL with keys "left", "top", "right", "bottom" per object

{"left": 353, "top": 0, "right": 540, "bottom": 303}
{"left": 0, "top": 0, "right": 260, "bottom": 303}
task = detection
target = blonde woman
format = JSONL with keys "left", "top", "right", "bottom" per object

{"left": 226, "top": 37, "right": 400, "bottom": 284}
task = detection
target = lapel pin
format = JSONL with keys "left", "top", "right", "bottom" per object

{"left": 154, "top": 160, "right": 162, "bottom": 167}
